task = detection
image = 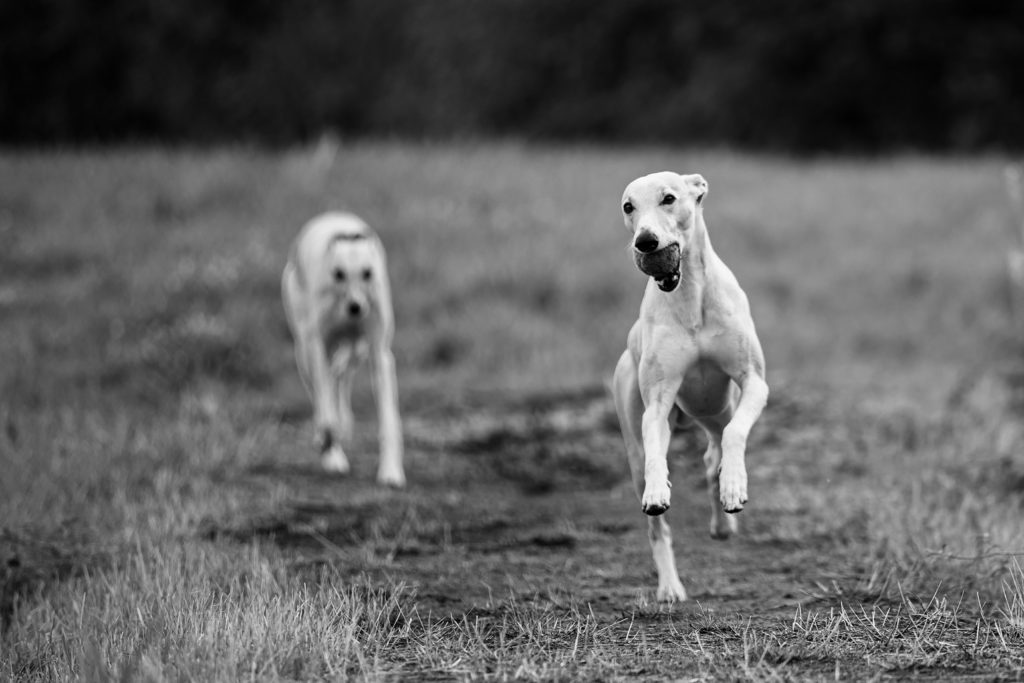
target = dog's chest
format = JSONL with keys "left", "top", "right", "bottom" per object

{"left": 323, "top": 318, "right": 366, "bottom": 352}
{"left": 319, "top": 300, "right": 369, "bottom": 343}
{"left": 677, "top": 356, "right": 732, "bottom": 416}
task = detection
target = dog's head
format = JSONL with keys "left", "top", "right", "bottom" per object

{"left": 326, "top": 233, "right": 380, "bottom": 320}
{"left": 621, "top": 171, "right": 708, "bottom": 292}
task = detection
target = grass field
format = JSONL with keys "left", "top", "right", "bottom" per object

{"left": 1, "top": 143, "right": 1024, "bottom": 680}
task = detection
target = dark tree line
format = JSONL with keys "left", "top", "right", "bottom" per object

{"left": 2, "top": 0, "right": 1022, "bottom": 151}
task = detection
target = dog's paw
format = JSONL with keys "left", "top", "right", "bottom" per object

{"left": 642, "top": 480, "right": 672, "bottom": 516}
{"left": 656, "top": 576, "right": 688, "bottom": 603}
{"left": 377, "top": 467, "right": 406, "bottom": 489}
{"left": 719, "top": 465, "right": 747, "bottom": 513}
{"left": 322, "top": 447, "right": 351, "bottom": 474}
{"left": 709, "top": 512, "right": 738, "bottom": 540}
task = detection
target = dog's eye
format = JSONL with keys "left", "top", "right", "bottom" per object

{"left": 623, "top": 201, "right": 634, "bottom": 215}
{"left": 661, "top": 194, "right": 676, "bottom": 206}
{"left": 333, "top": 268, "right": 346, "bottom": 282}
{"left": 362, "top": 268, "right": 372, "bottom": 281}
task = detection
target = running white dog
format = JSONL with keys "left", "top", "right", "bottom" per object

{"left": 612, "top": 172, "right": 768, "bottom": 601}
{"left": 282, "top": 212, "right": 405, "bottom": 487}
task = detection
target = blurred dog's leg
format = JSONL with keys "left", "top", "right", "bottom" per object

{"left": 331, "top": 344, "right": 359, "bottom": 441}
{"left": 371, "top": 344, "right": 404, "bottom": 487}
{"left": 308, "top": 335, "right": 349, "bottom": 474}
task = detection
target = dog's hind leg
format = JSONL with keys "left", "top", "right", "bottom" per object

{"left": 292, "top": 337, "right": 314, "bottom": 403}
{"left": 614, "top": 350, "right": 687, "bottom": 602}
{"left": 694, "top": 399, "right": 737, "bottom": 540}
{"left": 647, "top": 516, "right": 686, "bottom": 602}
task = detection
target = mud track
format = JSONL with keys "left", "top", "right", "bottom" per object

{"left": 204, "top": 385, "right": 868, "bottom": 622}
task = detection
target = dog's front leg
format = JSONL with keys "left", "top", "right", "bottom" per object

{"left": 639, "top": 358, "right": 685, "bottom": 516}
{"left": 371, "top": 344, "right": 405, "bottom": 488}
{"left": 719, "top": 370, "right": 768, "bottom": 513}
{"left": 307, "top": 333, "right": 350, "bottom": 473}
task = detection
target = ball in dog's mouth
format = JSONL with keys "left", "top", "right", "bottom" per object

{"left": 634, "top": 243, "right": 681, "bottom": 292}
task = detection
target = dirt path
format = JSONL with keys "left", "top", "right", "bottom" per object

{"left": 206, "top": 387, "right": 865, "bottom": 657}
{"left": 210, "top": 475, "right": 845, "bottom": 619}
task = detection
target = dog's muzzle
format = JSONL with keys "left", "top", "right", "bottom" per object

{"left": 634, "top": 243, "right": 681, "bottom": 292}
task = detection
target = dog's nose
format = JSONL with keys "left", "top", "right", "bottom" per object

{"left": 634, "top": 230, "right": 659, "bottom": 253}
{"left": 347, "top": 301, "right": 363, "bottom": 317}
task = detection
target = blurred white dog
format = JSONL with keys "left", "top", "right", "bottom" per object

{"left": 282, "top": 212, "right": 405, "bottom": 487}
{"left": 612, "top": 172, "right": 768, "bottom": 601}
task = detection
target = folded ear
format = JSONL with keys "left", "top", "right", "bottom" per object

{"left": 683, "top": 173, "right": 708, "bottom": 204}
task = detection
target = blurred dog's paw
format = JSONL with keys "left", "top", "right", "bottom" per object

{"left": 377, "top": 465, "right": 406, "bottom": 489}
{"left": 322, "top": 446, "right": 351, "bottom": 474}
{"left": 709, "top": 511, "right": 738, "bottom": 540}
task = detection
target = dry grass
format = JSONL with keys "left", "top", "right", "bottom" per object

{"left": 1, "top": 143, "right": 1024, "bottom": 680}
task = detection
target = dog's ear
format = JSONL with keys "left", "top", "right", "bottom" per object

{"left": 683, "top": 174, "right": 708, "bottom": 205}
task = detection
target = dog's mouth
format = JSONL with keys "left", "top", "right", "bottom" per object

{"left": 655, "top": 272, "right": 680, "bottom": 292}
{"left": 634, "top": 243, "right": 681, "bottom": 292}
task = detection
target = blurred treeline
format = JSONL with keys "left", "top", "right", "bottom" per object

{"left": 3, "top": 0, "right": 1023, "bottom": 151}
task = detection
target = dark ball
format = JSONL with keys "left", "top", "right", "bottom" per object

{"left": 634, "top": 243, "right": 681, "bottom": 279}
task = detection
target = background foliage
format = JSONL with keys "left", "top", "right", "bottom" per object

{"left": 3, "top": 0, "right": 1023, "bottom": 151}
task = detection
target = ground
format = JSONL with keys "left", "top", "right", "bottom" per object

{"left": 1, "top": 144, "right": 1024, "bottom": 681}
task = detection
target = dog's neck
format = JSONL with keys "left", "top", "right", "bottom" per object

{"left": 665, "top": 212, "right": 714, "bottom": 327}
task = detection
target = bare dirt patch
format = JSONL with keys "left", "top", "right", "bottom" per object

{"left": 192, "top": 385, "right": 898, "bottom": 678}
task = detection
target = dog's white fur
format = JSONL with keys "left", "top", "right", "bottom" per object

{"left": 282, "top": 212, "right": 405, "bottom": 487}
{"left": 612, "top": 172, "right": 768, "bottom": 601}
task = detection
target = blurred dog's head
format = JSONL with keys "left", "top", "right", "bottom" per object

{"left": 621, "top": 171, "right": 708, "bottom": 292}
{"left": 327, "top": 234, "right": 379, "bottom": 319}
